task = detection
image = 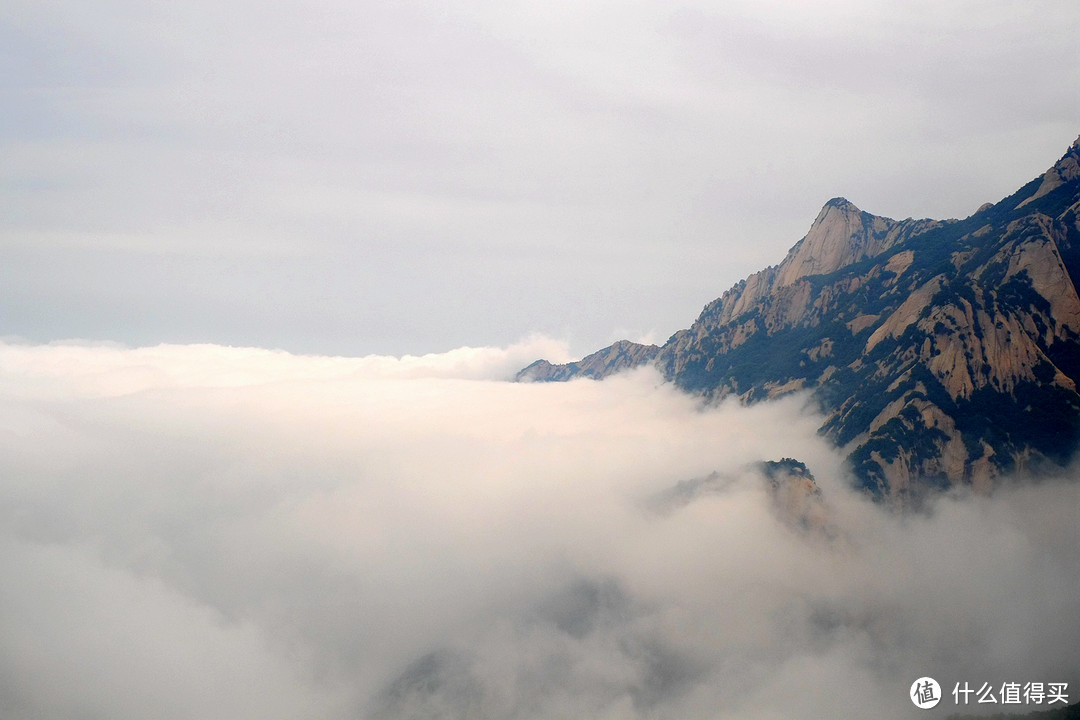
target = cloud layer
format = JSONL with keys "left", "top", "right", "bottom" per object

{"left": 0, "top": 339, "right": 1077, "bottom": 719}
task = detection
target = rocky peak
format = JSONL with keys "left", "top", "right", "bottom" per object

{"left": 692, "top": 199, "right": 942, "bottom": 331}
{"left": 1016, "top": 134, "right": 1080, "bottom": 209}
{"left": 649, "top": 458, "right": 833, "bottom": 535}
{"left": 515, "top": 339, "right": 660, "bottom": 382}
{"left": 516, "top": 135, "right": 1080, "bottom": 505}
{"left": 768, "top": 196, "right": 946, "bottom": 292}
{"left": 773, "top": 197, "right": 900, "bottom": 287}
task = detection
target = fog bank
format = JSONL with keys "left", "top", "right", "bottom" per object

{"left": 0, "top": 340, "right": 1076, "bottom": 719}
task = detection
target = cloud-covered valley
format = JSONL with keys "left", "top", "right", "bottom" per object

{"left": 1, "top": 339, "right": 1077, "bottom": 719}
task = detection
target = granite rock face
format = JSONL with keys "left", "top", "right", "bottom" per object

{"left": 519, "top": 136, "right": 1080, "bottom": 504}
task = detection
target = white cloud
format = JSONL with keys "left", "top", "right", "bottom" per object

{"left": 0, "top": 334, "right": 572, "bottom": 400}
{"left": 0, "top": 339, "right": 1075, "bottom": 719}
{"left": 0, "top": 539, "right": 348, "bottom": 720}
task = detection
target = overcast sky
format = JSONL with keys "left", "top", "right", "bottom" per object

{"left": 3, "top": 0, "right": 1078, "bottom": 356}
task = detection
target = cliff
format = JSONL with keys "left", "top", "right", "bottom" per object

{"left": 518, "top": 136, "right": 1080, "bottom": 504}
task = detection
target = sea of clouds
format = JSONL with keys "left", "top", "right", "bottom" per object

{"left": 0, "top": 337, "right": 1077, "bottom": 719}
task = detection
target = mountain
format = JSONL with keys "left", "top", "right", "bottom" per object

{"left": 517, "top": 136, "right": 1080, "bottom": 505}
{"left": 650, "top": 459, "right": 834, "bottom": 536}
{"left": 517, "top": 339, "right": 661, "bottom": 382}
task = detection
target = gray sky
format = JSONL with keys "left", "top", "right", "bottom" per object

{"left": 3, "top": 0, "right": 1078, "bottom": 356}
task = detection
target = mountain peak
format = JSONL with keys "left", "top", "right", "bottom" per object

{"left": 773, "top": 198, "right": 895, "bottom": 287}
{"left": 1016, "top": 134, "right": 1080, "bottom": 209}
{"left": 515, "top": 340, "right": 660, "bottom": 382}
{"left": 824, "top": 196, "right": 858, "bottom": 210}
{"left": 517, "top": 136, "right": 1080, "bottom": 504}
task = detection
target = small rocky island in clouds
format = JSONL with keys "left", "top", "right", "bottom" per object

{"left": 519, "top": 136, "right": 1080, "bottom": 506}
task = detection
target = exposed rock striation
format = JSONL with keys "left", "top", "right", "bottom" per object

{"left": 519, "top": 136, "right": 1080, "bottom": 505}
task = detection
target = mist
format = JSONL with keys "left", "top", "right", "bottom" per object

{"left": 1, "top": 338, "right": 1076, "bottom": 719}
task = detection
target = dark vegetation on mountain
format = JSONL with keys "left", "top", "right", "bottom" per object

{"left": 518, "top": 136, "right": 1080, "bottom": 505}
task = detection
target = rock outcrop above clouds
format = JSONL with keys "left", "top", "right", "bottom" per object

{"left": 515, "top": 339, "right": 661, "bottom": 382}
{"left": 649, "top": 459, "right": 835, "bottom": 537}
{"left": 519, "top": 136, "right": 1080, "bottom": 505}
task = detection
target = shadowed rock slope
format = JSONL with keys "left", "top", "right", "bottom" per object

{"left": 517, "top": 136, "right": 1080, "bottom": 504}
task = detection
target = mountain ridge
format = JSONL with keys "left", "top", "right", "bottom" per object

{"left": 517, "top": 135, "right": 1080, "bottom": 504}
